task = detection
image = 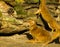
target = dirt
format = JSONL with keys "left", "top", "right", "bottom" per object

{"left": 0, "top": 34, "right": 60, "bottom": 47}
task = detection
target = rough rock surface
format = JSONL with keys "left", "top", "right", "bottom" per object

{"left": 0, "top": 0, "right": 60, "bottom": 47}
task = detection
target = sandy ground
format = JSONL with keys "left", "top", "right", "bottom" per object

{"left": 0, "top": 34, "right": 60, "bottom": 47}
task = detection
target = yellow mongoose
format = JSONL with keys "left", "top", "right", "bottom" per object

{"left": 36, "top": 0, "right": 60, "bottom": 46}
{"left": 26, "top": 20, "right": 51, "bottom": 44}
{"left": 36, "top": 0, "right": 60, "bottom": 30}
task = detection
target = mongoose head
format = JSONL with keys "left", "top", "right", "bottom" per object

{"left": 23, "top": 19, "right": 37, "bottom": 30}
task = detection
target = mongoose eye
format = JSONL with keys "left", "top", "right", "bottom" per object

{"left": 54, "top": 15, "right": 58, "bottom": 18}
